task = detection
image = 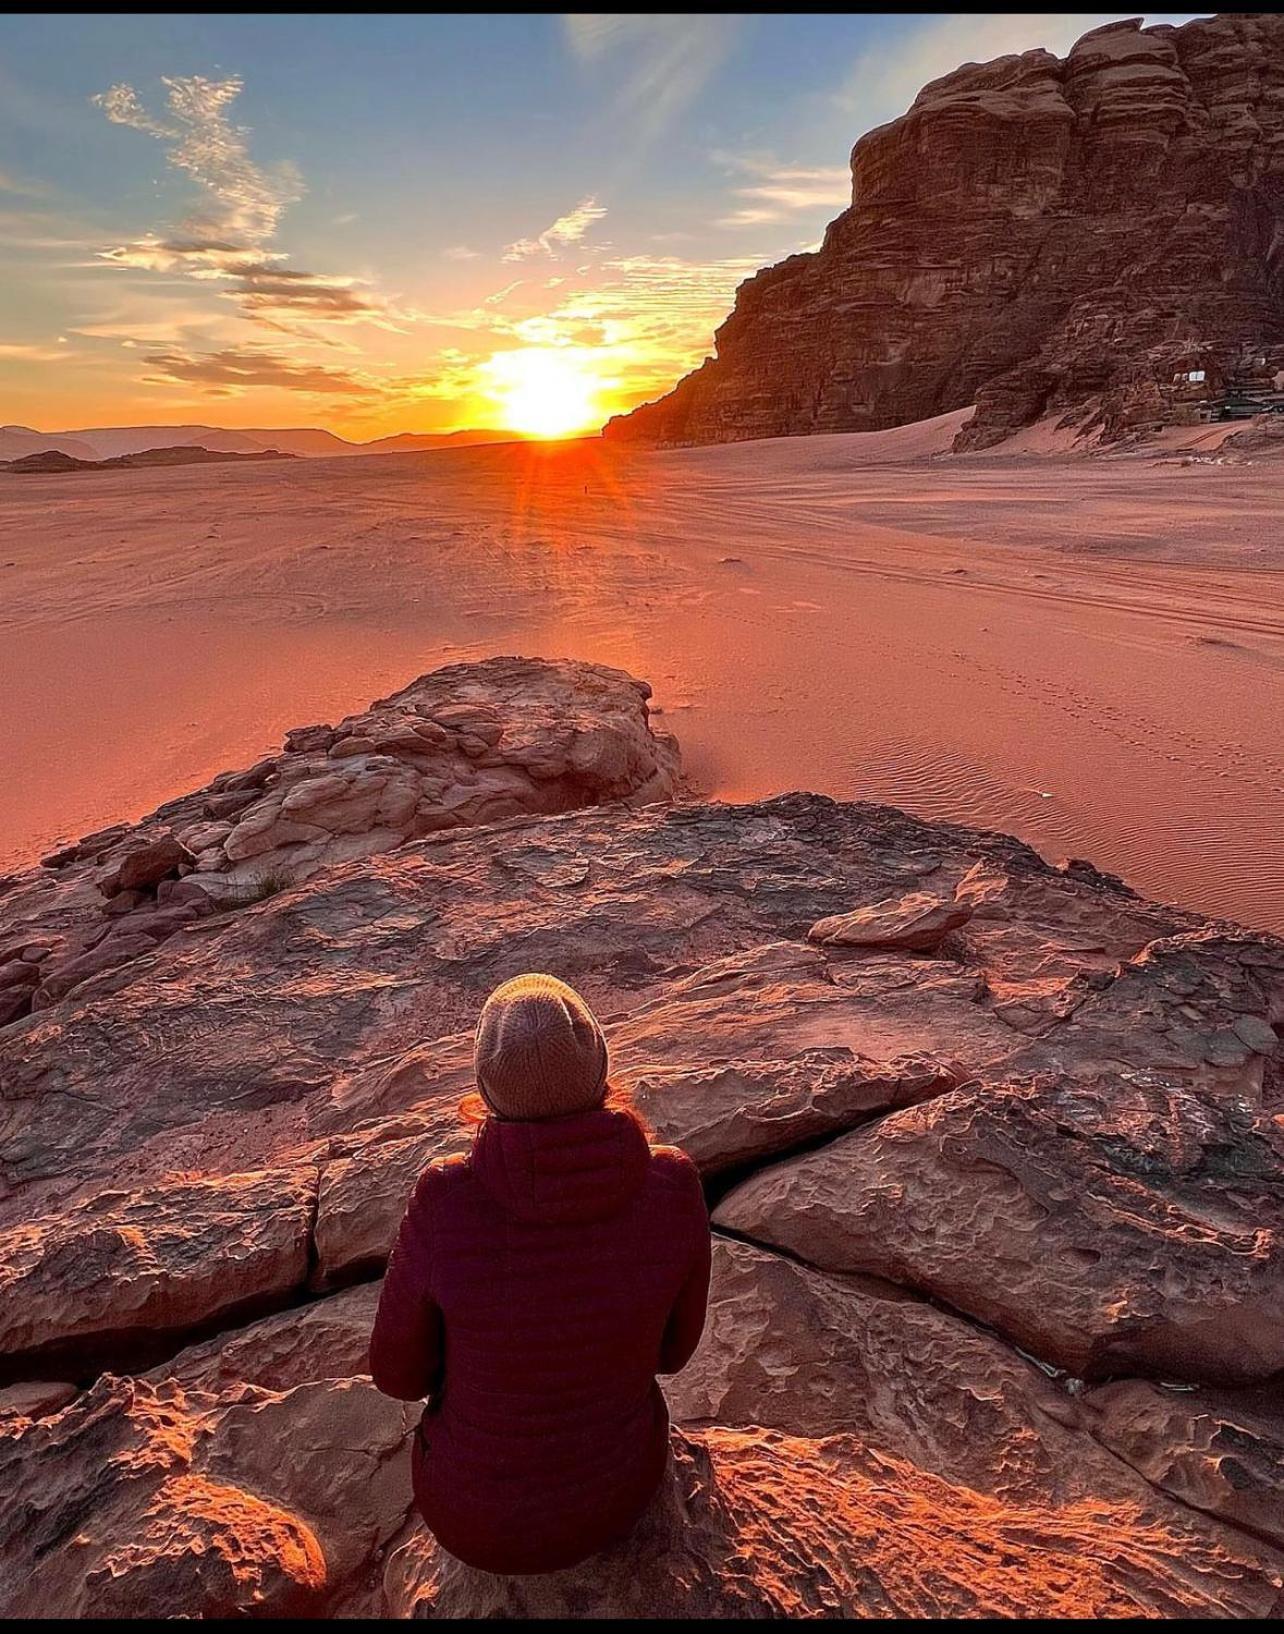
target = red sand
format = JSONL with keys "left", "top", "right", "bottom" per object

{"left": 3, "top": 410, "right": 1283, "bottom": 932}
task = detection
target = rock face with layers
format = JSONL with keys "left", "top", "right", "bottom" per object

{"left": 605, "top": 14, "right": 1284, "bottom": 452}
{"left": 0, "top": 662, "right": 1283, "bottom": 1616}
{"left": 714, "top": 1074, "right": 1284, "bottom": 1386}
{"left": 0, "top": 657, "right": 678, "bottom": 1028}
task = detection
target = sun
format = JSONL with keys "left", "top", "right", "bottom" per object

{"left": 481, "top": 347, "right": 603, "bottom": 438}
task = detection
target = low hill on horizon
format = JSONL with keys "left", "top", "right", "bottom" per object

{"left": 0, "top": 445, "right": 296, "bottom": 475}
{"left": 0, "top": 423, "right": 520, "bottom": 464}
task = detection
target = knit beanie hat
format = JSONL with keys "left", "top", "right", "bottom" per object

{"left": 474, "top": 972, "right": 609, "bottom": 1121}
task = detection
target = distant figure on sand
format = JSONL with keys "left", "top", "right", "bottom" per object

{"left": 370, "top": 972, "right": 712, "bottom": 1575}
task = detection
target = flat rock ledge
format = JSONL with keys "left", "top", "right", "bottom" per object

{"left": 0, "top": 658, "right": 1282, "bottom": 1617}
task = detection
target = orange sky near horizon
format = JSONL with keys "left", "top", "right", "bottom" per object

{"left": 2, "top": 14, "right": 1196, "bottom": 439}
{"left": 2, "top": 254, "right": 747, "bottom": 440}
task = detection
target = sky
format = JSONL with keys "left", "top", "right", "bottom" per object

{"left": 0, "top": 12, "right": 1200, "bottom": 438}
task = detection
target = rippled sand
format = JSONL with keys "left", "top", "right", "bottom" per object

{"left": 3, "top": 409, "right": 1282, "bottom": 931}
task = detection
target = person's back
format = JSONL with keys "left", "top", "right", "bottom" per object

{"left": 369, "top": 973, "right": 711, "bottom": 1576}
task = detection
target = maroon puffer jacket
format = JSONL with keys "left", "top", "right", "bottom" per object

{"left": 369, "top": 1106, "right": 711, "bottom": 1575}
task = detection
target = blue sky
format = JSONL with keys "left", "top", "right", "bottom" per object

{"left": 0, "top": 13, "right": 1199, "bottom": 434}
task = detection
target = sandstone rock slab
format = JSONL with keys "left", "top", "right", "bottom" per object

{"left": 714, "top": 1076, "right": 1284, "bottom": 1385}
{"left": 0, "top": 1377, "right": 329, "bottom": 1618}
{"left": 1087, "top": 1378, "right": 1284, "bottom": 1551}
{"left": 0, "top": 1167, "right": 318, "bottom": 1374}
{"left": 0, "top": 794, "right": 1124, "bottom": 1206}
{"left": 383, "top": 1427, "right": 1284, "bottom": 1619}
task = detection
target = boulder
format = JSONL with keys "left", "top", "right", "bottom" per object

{"left": 714, "top": 1076, "right": 1284, "bottom": 1385}
{"left": 808, "top": 890, "right": 973, "bottom": 952}
{"left": 101, "top": 835, "right": 196, "bottom": 896}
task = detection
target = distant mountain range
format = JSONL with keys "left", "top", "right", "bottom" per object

{"left": 0, "top": 423, "right": 518, "bottom": 463}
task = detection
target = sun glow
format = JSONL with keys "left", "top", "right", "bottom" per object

{"left": 480, "top": 347, "right": 606, "bottom": 437}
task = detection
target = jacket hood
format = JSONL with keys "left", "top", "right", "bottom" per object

{"left": 470, "top": 1106, "right": 651, "bottom": 1225}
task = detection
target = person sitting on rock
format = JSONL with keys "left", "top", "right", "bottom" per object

{"left": 369, "top": 971, "right": 712, "bottom": 1577}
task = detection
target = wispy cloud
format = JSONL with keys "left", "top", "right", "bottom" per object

{"left": 484, "top": 280, "right": 524, "bottom": 307}
{"left": 406, "top": 249, "right": 764, "bottom": 422}
{"left": 141, "top": 343, "right": 384, "bottom": 397}
{"left": 94, "top": 76, "right": 300, "bottom": 245}
{"left": 835, "top": 13, "right": 1143, "bottom": 131}
{"left": 0, "top": 206, "right": 88, "bottom": 253}
{"left": 563, "top": 15, "right": 740, "bottom": 148}
{"left": 0, "top": 168, "right": 52, "bottom": 200}
{"left": 0, "top": 340, "right": 70, "bottom": 363}
{"left": 442, "top": 244, "right": 480, "bottom": 261}
{"left": 714, "top": 153, "right": 850, "bottom": 228}
{"left": 503, "top": 197, "right": 607, "bottom": 261}
{"left": 92, "top": 75, "right": 393, "bottom": 335}
{"left": 534, "top": 253, "right": 762, "bottom": 387}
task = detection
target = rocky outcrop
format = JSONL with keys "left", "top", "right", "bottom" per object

{"left": 1, "top": 661, "right": 1283, "bottom": 1616}
{"left": 605, "top": 14, "right": 1284, "bottom": 452}
{"left": 384, "top": 1426, "right": 1282, "bottom": 1619}
{"left": 4, "top": 1247, "right": 1284, "bottom": 1619}
{"left": 0, "top": 657, "right": 678, "bottom": 1027}
{"left": 714, "top": 1074, "right": 1284, "bottom": 1385}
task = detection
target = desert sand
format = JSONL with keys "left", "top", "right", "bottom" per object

{"left": 3, "top": 405, "right": 1282, "bottom": 931}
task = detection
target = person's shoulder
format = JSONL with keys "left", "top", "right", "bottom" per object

{"left": 647, "top": 1142, "right": 703, "bottom": 1195}
{"left": 410, "top": 1149, "right": 473, "bottom": 1209}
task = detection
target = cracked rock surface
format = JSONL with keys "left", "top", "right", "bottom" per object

{"left": 1, "top": 660, "right": 1282, "bottom": 1616}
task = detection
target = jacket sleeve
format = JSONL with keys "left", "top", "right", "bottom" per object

{"left": 657, "top": 1158, "right": 712, "bottom": 1377}
{"left": 369, "top": 1167, "right": 445, "bottom": 1402}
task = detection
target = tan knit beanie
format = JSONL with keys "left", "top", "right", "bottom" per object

{"left": 474, "top": 973, "right": 609, "bottom": 1121}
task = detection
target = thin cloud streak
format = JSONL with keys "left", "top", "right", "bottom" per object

{"left": 92, "top": 76, "right": 393, "bottom": 336}
{"left": 563, "top": 15, "right": 741, "bottom": 149}
{"left": 714, "top": 154, "right": 851, "bottom": 228}
{"left": 504, "top": 197, "right": 607, "bottom": 261}
{"left": 142, "top": 343, "right": 385, "bottom": 397}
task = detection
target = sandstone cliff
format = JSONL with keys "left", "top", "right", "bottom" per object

{"left": 606, "top": 14, "right": 1284, "bottom": 452}
{"left": 0, "top": 660, "right": 1282, "bottom": 1616}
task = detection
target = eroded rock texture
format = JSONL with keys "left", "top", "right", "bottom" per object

{"left": 0, "top": 657, "right": 678, "bottom": 1028}
{"left": 384, "top": 1427, "right": 1282, "bottom": 1620}
{"left": 605, "top": 14, "right": 1284, "bottom": 451}
{"left": 1, "top": 661, "right": 1282, "bottom": 1616}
